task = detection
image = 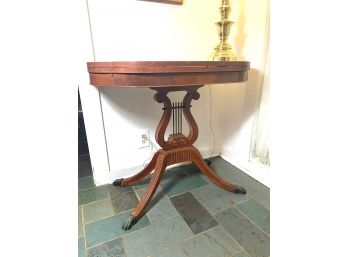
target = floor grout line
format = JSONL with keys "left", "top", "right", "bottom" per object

{"left": 177, "top": 240, "right": 190, "bottom": 257}
{"left": 164, "top": 183, "right": 208, "bottom": 199}
{"left": 78, "top": 184, "right": 104, "bottom": 193}
{"left": 181, "top": 224, "right": 218, "bottom": 243}
{"left": 85, "top": 219, "right": 151, "bottom": 251}
{"left": 179, "top": 223, "right": 248, "bottom": 257}
{"left": 233, "top": 206, "right": 270, "bottom": 238}
{"left": 212, "top": 202, "right": 269, "bottom": 238}
{"left": 81, "top": 207, "right": 85, "bottom": 239}
{"left": 146, "top": 240, "right": 188, "bottom": 257}
{"left": 84, "top": 213, "right": 116, "bottom": 226}
{"left": 255, "top": 197, "right": 270, "bottom": 211}
{"left": 119, "top": 215, "right": 190, "bottom": 253}
{"left": 80, "top": 196, "right": 112, "bottom": 209}
{"left": 121, "top": 237, "right": 130, "bottom": 257}
{"left": 190, "top": 187, "right": 254, "bottom": 216}
{"left": 201, "top": 196, "right": 254, "bottom": 217}
{"left": 85, "top": 210, "right": 185, "bottom": 250}
{"left": 80, "top": 206, "right": 87, "bottom": 257}
{"left": 218, "top": 225, "right": 251, "bottom": 257}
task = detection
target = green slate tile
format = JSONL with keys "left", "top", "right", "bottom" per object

{"left": 87, "top": 237, "right": 127, "bottom": 257}
{"left": 79, "top": 186, "right": 109, "bottom": 206}
{"left": 191, "top": 184, "right": 252, "bottom": 215}
{"left": 135, "top": 187, "right": 179, "bottom": 223}
{"left": 123, "top": 216, "right": 194, "bottom": 257}
{"left": 79, "top": 176, "right": 95, "bottom": 191}
{"left": 236, "top": 199, "right": 270, "bottom": 235}
{"left": 161, "top": 174, "right": 208, "bottom": 197}
{"left": 170, "top": 192, "right": 218, "bottom": 234}
{"left": 78, "top": 238, "right": 86, "bottom": 257}
{"left": 78, "top": 206, "right": 84, "bottom": 238}
{"left": 85, "top": 211, "right": 150, "bottom": 248}
{"left": 83, "top": 198, "right": 115, "bottom": 224}
{"left": 214, "top": 207, "right": 269, "bottom": 257}
{"left": 182, "top": 226, "right": 242, "bottom": 257}
{"left": 107, "top": 184, "right": 139, "bottom": 214}
{"left": 149, "top": 245, "right": 188, "bottom": 257}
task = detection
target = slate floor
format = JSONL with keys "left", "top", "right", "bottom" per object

{"left": 78, "top": 157, "right": 270, "bottom": 257}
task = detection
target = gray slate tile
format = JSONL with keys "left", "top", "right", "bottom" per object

{"left": 83, "top": 198, "right": 115, "bottom": 224}
{"left": 233, "top": 251, "right": 251, "bottom": 257}
{"left": 170, "top": 192, "right": 218, "bottom": 234}
{"left": 107, "top": 184, "right": 139, "bottom": 214}
{"left": 79, "top": 186, "right": 109, "bottom": 206}
{"left": 78, "top": 206, "right": 84, "bottom": 238}
{"left": 214, "top": 207, "right": 269, "bottom": 257}
{"left": 87, "top": 237, "right": 126, "bottom": 257}
{"left": 79, "top": 176, "right": 95, "bottom": 191}
{"left": 208, "top": 158, "right": 270, "bottom": 209}
{"left": 135, "top": 187, "right": 179, "bottom": 223}
{"left": 161, "top": 174, "right": 208, "bottom": 197}
{"left": 182, "top": 225, "right": 242, "bottom": 257}
{"left": 236, "top": 199, "right": 270, "bottom": 235}
{"left": 78, "top": 238, "right": 86, "bottom": 257}
{"left": 123, "top": 216, "right": 193, "bottom": 257}
{"left": 149, "top": 245, "right": 188, "bottom": 257}
{"left": 191, "top": 183, "right": 252, "bottom": 215}
{"left": 85, "top": 211, "right": 150, "bottom": 248}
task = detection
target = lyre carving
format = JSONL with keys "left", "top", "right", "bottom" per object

{"left": 153, "top": 86, "right": 202, "bottom": 150}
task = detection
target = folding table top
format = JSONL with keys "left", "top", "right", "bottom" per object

{"left": 87, "top": 61, "right": 250, "bottom": 88}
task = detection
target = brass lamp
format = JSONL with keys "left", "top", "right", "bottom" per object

{"left": 210, "top": 0, "right": 237, "bottom": 61}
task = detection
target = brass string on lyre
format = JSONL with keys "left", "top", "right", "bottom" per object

{"left": 172, "top": 102, "right": 183, "bottom": 135}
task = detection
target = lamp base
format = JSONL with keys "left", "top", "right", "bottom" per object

{"left": 210, "top": 51, "right": 236, "bottom": 61}
{"left": 210, "top": 42, "right": 236, "bottom": 61}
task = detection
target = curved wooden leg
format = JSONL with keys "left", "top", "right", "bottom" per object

{"left": 113, "top": 151, "right": 160, "bottom": 187}
{"left": 122, "top": 153, "right": 167, "bottom": 231}
{"left": 191, "top": 148, "right": 246, "bottom": 194}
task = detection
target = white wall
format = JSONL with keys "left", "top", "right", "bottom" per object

{"left": 220, "top": 0, "right": 270, "bottom": 186}
{"left": 79, "top": 0, "right": 270, "bottom": 186}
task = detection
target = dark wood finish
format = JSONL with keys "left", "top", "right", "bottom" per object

{"left": 87, "top": 61, "right": 250, "bottom": 88}
{"left": 87, "top": 61, "right": 250, "bottom": 230}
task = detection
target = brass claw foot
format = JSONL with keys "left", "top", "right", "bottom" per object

{"left": 122, "top": 215, "right": 138, "bottom": 231}
{"left": 112, "top": 178, "right": 123, "bottom": 186}
{"left": 235, "top": 185, "right": 247, "bottom": 194}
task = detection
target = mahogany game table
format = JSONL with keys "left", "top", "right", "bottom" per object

{"left": 87, "top": 61, "right": 250, "bottom": 230}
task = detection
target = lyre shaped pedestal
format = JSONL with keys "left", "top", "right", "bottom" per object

{"left": 113, "top": 86, "right": 246, "bottom": 231}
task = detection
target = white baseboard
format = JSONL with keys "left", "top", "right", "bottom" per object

{"left": 220, "top": 148, "right": 270, "bottom": 188}
{"left": 92, "top": 166, "right": 111, "bottom": 186}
